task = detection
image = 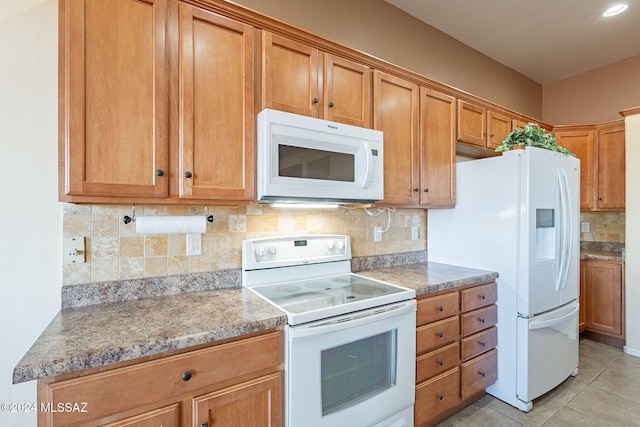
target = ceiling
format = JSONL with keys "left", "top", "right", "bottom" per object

{"left": 384, "top": 0, "right": 640, "bottom": 84}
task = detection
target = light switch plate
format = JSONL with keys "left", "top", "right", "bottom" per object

{"left": 63, "top": 237, "right": 85, "bottom": 264}
{"left": 374, "top": 227, "right": 383, "bottom": 242}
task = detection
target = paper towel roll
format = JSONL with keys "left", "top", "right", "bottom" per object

{"left": 135, "top": 216, "right": 206, "bottom": 234}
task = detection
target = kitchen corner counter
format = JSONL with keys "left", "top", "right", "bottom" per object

{"left": 13, "top": 289, "right": 286, "bottom": 384}
{"left": 358, "top": 261, "right": 498, "bottom": 297}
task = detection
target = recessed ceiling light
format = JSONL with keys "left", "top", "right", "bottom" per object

{"left": 603, "top": 4, "right": 628, "bottom": 17}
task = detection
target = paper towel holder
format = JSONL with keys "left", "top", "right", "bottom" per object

{"left": 123, "top": 204, "right": 214, "bottom": 224}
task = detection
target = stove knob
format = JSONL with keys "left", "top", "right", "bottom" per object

{"left": 268, "top": 244, "right": 278, "bottom": 254}
{"left": 255, "top": 246, "right": 266, "bottom": 257}
{"left": 327, "top": 240, "right": 335, "bottom": 250}
{"left": 336, "top": 240, "right": 345, "bottom": 250}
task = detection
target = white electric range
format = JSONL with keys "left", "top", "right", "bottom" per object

{"left": 242, "top": 234, "right": 416, "bottom": 427}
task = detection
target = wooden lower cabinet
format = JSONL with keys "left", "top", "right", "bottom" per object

{"left": 37, "top": 331, "right": 283, "bottom": 427}
{"left": 581, "top": 259, "right": 625, "bottom": 347}
{"left": 415, "top": 282, "right": 497, "bottom": 427}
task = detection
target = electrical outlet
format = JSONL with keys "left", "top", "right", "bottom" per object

{"left": 186, "top": 233, "right": 202, "bottom": 256}
{"left": 374, "top": 226, "right": 383, "bottom": 242}
{"left": 63, "top": 237, "right": 85, "bottom": 264}
{"left": 581, "top": 222, "right": 590, "bottom": 233}
{"left": 411, "top": 225, "right": 419, "bottom": 240}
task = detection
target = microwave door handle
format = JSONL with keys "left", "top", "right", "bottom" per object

{"left": 362, "top": 140, "right": 374, "bottom": 188}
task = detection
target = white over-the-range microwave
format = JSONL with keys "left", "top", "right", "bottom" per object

{"left": 257, "top": 108, "right": 384, "bottom": 205}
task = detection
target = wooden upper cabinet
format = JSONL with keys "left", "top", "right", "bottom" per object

{"left": 596, "top": 122, "right": 625, "bottom": 210}
{"left": 373, "top": 71, "right": 420, "bottom": 205}
{"left": 457, "top": 100, "right": 486, "bottom": 146}
{"left": 512, "top": 119, "right": 529, "bottom": 130}
{"left": 554, "top": 128, "right": 595, "bottom": 210}
{"left": 60, "top": 0, "right": 168, "bottom": 198}
{"left": 324, "top": 54, "right": 372, "bottom": 127}
{"left": 487, "top": 111, "right": 512, "bottom": 149}
{"left": 262, "top": 32, "right": 320, "bottom": 118}
{"left": 457, "top": 100, "right": 512, "bottom": 151}
{"left": 178, "top": 5, "right": 254, "bottom": 200}
{"left": 420, "top": 88, "right": 456, "bottom": 208}
{"left": 262, "top": 31, "right": 372, "bottom": 127}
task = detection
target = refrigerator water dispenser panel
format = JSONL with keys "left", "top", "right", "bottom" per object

{"left": 536, "top": 208, "right": 556, "bottom": 261}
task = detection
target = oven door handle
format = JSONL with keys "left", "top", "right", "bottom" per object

{"left": 288, "top": 299, "right": 416, "bottom": 339}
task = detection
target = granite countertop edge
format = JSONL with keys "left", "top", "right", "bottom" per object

{"left": 14, "top": 260, "right": 496, "bottom": 384}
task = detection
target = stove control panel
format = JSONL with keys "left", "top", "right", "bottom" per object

{"left": 242, "top": 234, "right": 351, "bottom": 270}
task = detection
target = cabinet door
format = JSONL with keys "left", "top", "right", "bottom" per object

{"left": 178, "top": 5, "right": 255, "bottom": 200}
{"left": 456, "top": 100, "right": 486, "bottom": 146}
{"left": 262, "top": 32, "right": 320, "bottom": 117}
{"left": 103, "top": 404, "right": 179, "bottom": 427}
{"left": 596, "top": 123, "right": 625, "bottom": 210}
{"left": 324, "top": 54, "right": 372, "bottom": 127}
{"left": 584, "top": 260, "right": 623, "bottom": 336}
{"left": 554, "top": 130, "right": 595, "bottom": 210}
{"left": 512, "top": 119, "right": 529, "bottom": 130}
{"left": 373, "top": 71, "right": 420, "bottom": 205}
{"left": 487, "top": 111, "right": 512, "bottom": 149}
{"left": 61, "top": 0, "right": 168, "bottom": 198}
{"left": 419, "top": 88, "right": 456, "bottom": 208}
{"left": 193, "top": 373, "right": 282, "bottom": 427}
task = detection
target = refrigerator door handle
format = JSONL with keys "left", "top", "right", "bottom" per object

{"left": 528, "top": 304, "right": 579, "bottom": 330}
{"left": 555, "top": 172, "right": 567, "bottom": 292}
{"left": 560, "top": 172, "right": 573, "bottom": 290}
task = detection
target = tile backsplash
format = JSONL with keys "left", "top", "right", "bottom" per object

{"left": 580, "top": 211, "right": 625, "bottom": 244}
{"left": 63, "top": 204, "right": 427, "bottom": 286}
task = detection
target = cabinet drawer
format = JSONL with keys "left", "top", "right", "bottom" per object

{"left": 461, "top": 282, "right": 497, "bottom": 312}
{"left": 461, "top": 327, "right": 497, "bottom": 362}
{"left": 417, "top": 292, "right": 459, "bottom": 326}
{"left": 415, "top": 368, "right": 461, "bottom": 426}
{"left": 461, "top": 348, "right": 497, "bottom": 399}
{"left": 41, "top": 332, "right": 282, "bottom": 426}
{"left": 416, "top": 316, "right": 459, "bottom": 354}
{"left": 416, "top": 342, "right": 459, "bottom": 383}
{"left": 461, "top": 305, "right": 497, "bottom": 336}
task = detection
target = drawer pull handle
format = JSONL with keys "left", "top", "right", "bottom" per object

{"left": 480, "top": 295, "right": 486, "bottom": 300}
{"left": 436, "top": 306, "right": 444, "bottom": 312}
{"left": 437, "top": 394, "right": 444, "bottom": 400}
{"left": 437, "top": 359, "right": 444, "bottom": 366}
{"left": 437, "top": 332, "right": 443, "bottom": 338}
{"left": 479, "top": 341, "right": 486, "bottom": 347}
{"left": 182, "top": 371, "right": 192, "bottom": 381}
{"left": 479, "top": 371, "right": 486, "bottom": 378}
{"left": 478, "top": 318, "right": 486, "bottom": 323}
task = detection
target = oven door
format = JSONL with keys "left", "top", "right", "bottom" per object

{"left": 286, "top": 300, "right": 416, "bottom": 427}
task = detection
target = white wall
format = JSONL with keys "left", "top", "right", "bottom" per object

{"left": 0, "top": 1, "right": 61, "bottom": 425}
{"left": 624, "top": 112, "right": 640, "bottom": 356}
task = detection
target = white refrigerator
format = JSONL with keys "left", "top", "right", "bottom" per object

{"left": 428, "top": 147, "right": 580, "bottom": 412}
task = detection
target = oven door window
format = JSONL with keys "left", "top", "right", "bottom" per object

{"left": 278, "top": 144, "right": 355, "bottom": 182}
{"left": 320, "top": 329, "right": 397, "bottom": 415}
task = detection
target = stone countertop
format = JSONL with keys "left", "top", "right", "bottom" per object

{"left": 14, "top": 261, "right": 496, "bottom": 384}
{"left": 580, "top": 249, "right": 624, "bottom": 262}
{"left": 13, "top": 288, "right": 286, "bottom": 384}
{"left": 357, "top": 262, "right": 498, "bottom": 297}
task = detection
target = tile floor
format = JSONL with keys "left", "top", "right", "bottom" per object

{"left": 438, "top": 338, "right": 640, "bottom": 426}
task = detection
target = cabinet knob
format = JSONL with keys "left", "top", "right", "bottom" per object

{"left": 479, "top": 341, "right": 486, "bottom": 347}
{"left": 182, "top": 371, "right": 192, "bottom": 381}
{"left": 436, "top": 306, "right": 443, "bottom": 312}
{"left": 312, "top": 97, "right": 319, "bottom": 104}
{"left": 328, "top": 101, "right": 335, "bottom": 107}
{"left": 155, "top": 169, "right": 165, "bottom": 177}
{"left": 424, "top": 188, "right": 429, "bottom": 193}
{"left": 436, "top": 331, "right": 443, "bottom": 338}
{"left": 413, "top": 188, "right": 419, "bottom": 192}
{"left": 200, "top": 424, "right": 208, "bottom": 427}
{"left": 437, "top": 394, "right": 444, "bottom": 400}
{"left": 184, "top": 171, "right": 193, "bottom": 179}
{"left": 480, "top": 295, "right": 486, "bottom": 300}
{"left": 599, "top": 197, "right": 604, "bottom": 201}
{"left": 437, "top": 359, "right": 444, "bottom": 366}
{"left": 478, "top": 318, "right": 486, "bottom": 324}
{"left": 479, "top": 371, "right": 486, "bottom": 378}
